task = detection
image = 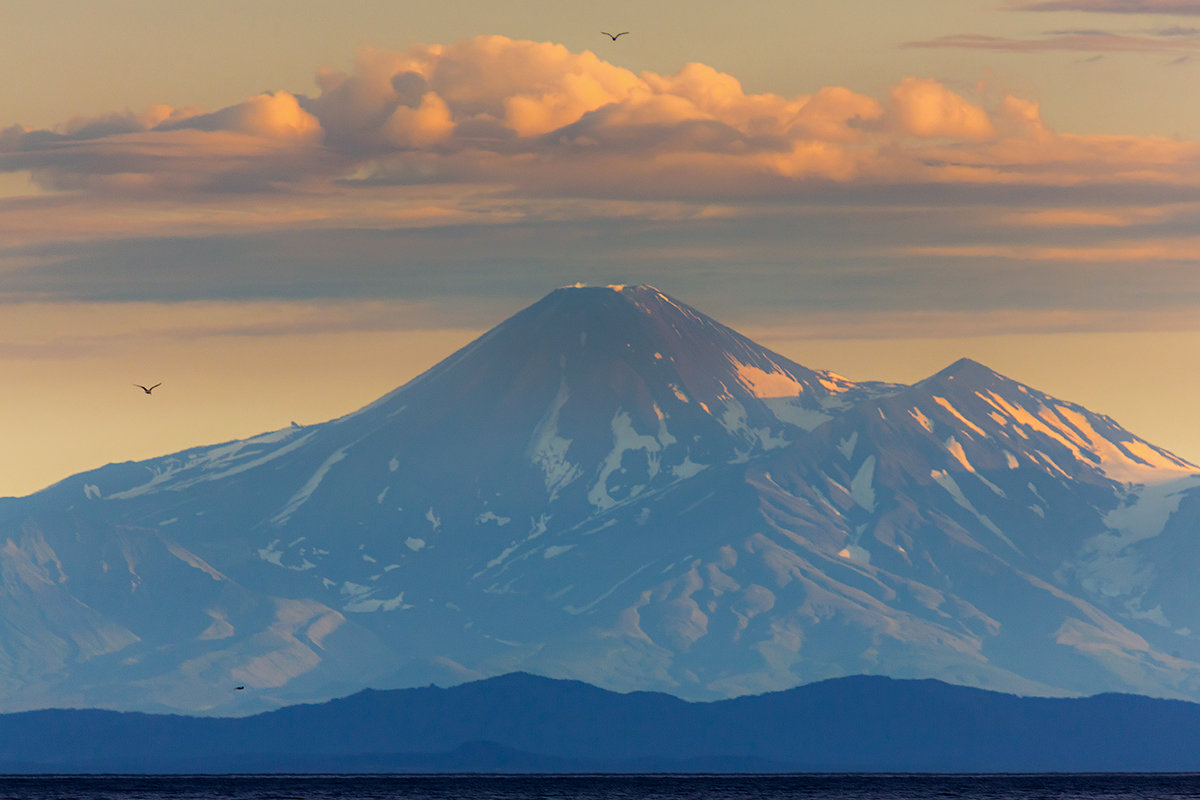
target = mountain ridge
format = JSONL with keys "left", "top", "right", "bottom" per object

{"left": 1, "top": 284, "right": 1198, "bottom": 714}
{"left": 6, "top": 672, "right": 1200, "bottom": 772}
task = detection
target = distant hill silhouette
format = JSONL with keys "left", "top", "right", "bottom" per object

{"left": 4, "top": 672, "right": 1200, "bottom": 773}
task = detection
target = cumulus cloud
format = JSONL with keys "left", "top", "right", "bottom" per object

{"left": 0, "top": 91, "right": 332, "bottom": 194}
{"left": 3, "top": 35, "right": 1200, "bottom": 203}
{"left": 884, "top": 78, "right": 995, "bottom": 140}
{"left": 162, "top": 92, "right": 322, "bottom": 141}
{"left": 3, "top": 33, "right": 1200, "bottom": 325}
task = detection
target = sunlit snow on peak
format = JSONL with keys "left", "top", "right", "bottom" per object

{"left": 730, "top": 358, "right": 805, "bottom": 399}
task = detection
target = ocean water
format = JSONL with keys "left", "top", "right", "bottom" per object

{"left": 2, "top": 774, "right": 1200, "bottom": 800}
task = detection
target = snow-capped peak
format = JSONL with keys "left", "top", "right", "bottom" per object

{"left": 915, "top": 357, "right": 1195, "bottom": 485}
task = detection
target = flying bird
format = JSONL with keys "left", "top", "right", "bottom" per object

{"left": 234, "top": 686, "right": 245, "bottom": 691}
{"left": 601, "top": 31, "right": 629, "bottom": 41}
{"left": 134, "top": 383, "right": 162, "bottom": 394}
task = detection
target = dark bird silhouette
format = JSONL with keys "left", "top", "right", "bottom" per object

{"left": 601, "top": 31, "right": 629, "bottom": 40}
{"left": 235, "top": 686, "right": 245, "bottom": 691}
{"left": 134, "top": 383, "right": 162, "bottom": 394}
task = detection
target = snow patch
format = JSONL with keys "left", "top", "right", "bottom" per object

{"left": 838, "top": 545, "right": 871, "bottom": 563}
{"left": 165, "top": 542, "right": 224, "bottom": 582}
{"left": 344, "top": 592, "right": 411, "bottom": 613}
{"left": 564, "top": 562, "right": 653, "bottom": 615}
{"left": 588, "top": 410, "right": 676, "bottom": 511}
{"left": 944, "top": 436, "right": 974, "bottom": 472}
{"left": 257, "top": 539, "right": 284, "bottom": 567}
{"left": 1054, "top": 406, "right": 1195, "bottom": 484}
{"left": 271, "top": 445, "right": 350, "bottom": 525}
{"left": 671, "top": 456, "right": 707, "bottom": 479}
{"left": 198, "top": 611, "right": 234, "bottom": 641}
{"left": 762, "top": 398, "right": 831, "bottom": 431}
{"left": 731, "top": 360, "right": 805, "bottom": 398}
{"left": 932, "top": 396, "right": 986, "bottom": 437}
{"left": 930, "top": 469, "right": 1022, "bottom": 555}
{"left": 849, "top": 456, "right": 877, "bottom": 512}
{"left": 1076, "top": 476, "right": 1198, "bottom": 599}
{"left": 837, "top": 432, "right": 858, "bottom": 461}
{"left": 113, "top": 430, "right": 316, "bottom": 499}
{"left": 476, "top": 515, "right": 550, "bottom": 576}
{"left": 817, "top": 371, "right": 857, "bottom": 393}
{"left": 717, "top": 398, "right": 789, "bottom": 452}
{"left": 405, "top": 537, "right": 426, "bottom": 552}
{"left": 528, "top": 377, "right": 583, "bottom": 499}
{"left": 1035, "top": 451, "right": 1071, "bottom": 478}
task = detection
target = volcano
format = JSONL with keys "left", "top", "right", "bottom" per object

{"left": 1, "top": 285, "right": 1198, "bottom": 714}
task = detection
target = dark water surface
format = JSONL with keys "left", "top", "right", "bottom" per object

{"left": 3, "top": 774, "right": 1200, "bottom": 800}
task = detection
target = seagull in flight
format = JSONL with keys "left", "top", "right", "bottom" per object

{"left": 601, "top": 31, "right": 629, "bottom": 41}
{"left": 134, "top": 383, "right": 162, "bottom": 394}
{"left": 234, "top": 685, "right": 245, "bottom": 691}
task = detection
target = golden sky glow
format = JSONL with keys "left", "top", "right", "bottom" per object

{"left": 2, "top": 2, "right": 1199, "bottom": 496}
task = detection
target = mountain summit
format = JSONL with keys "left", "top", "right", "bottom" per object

{"left": 1, "top": 287, "right": 1198, "bottom": 713}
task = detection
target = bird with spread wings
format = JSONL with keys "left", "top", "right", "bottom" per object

{"left": 601, "top": 31, "right": 629, "bottom": 41}
{"left": 134, "top": 383, "right": 162, "bottom": 394}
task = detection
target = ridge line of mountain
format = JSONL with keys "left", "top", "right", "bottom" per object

{"left": 6, "top": 672, "right": 1200, "bottom": 773}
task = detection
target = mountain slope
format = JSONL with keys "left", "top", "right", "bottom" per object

{"left": 0, "top": 285, "right": 1197, "bottom": 713}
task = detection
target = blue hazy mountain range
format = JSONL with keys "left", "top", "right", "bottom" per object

{"left": 1, "top": 285, "right": 1199, "bottom": 714}
{"left": 4, "top": 672, "right": 1200, "bottom": 773}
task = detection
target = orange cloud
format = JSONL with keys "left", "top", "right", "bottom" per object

{"left": 907, "top": 238, "right": 1200, "bottom": 261}
{"left": 2, "top": 35, "right": 1200, "bottom": 205}
{"left": 215, "top": 92, "right": 322, "bottom": 141}
{"left": 1003, "top": 205, "right": 1183, "bottom": 226}
{"left": 886, "top": 78, "right": 996, "bottom": 141}
{"left": 385, "top": 92, "right": 455, "bottom": 148}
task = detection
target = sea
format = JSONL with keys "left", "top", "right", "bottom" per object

{"left": 2, "top": 774, "right": 1200, "bottom": 800}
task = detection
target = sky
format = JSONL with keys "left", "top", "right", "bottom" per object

{"left": 2, "top": 0, "right": 1199, "bottom": 497}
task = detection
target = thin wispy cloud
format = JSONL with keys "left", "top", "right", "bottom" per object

{"left": 1009, "top": 0, "right": 1200, "bottom": 14}
{"left": 904, "top": 29, "right": 1200, "bottom": 53}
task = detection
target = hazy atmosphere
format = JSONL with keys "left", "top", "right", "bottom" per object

{"left": 3, "top": 0, "right": 1198, "bottom": 497}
